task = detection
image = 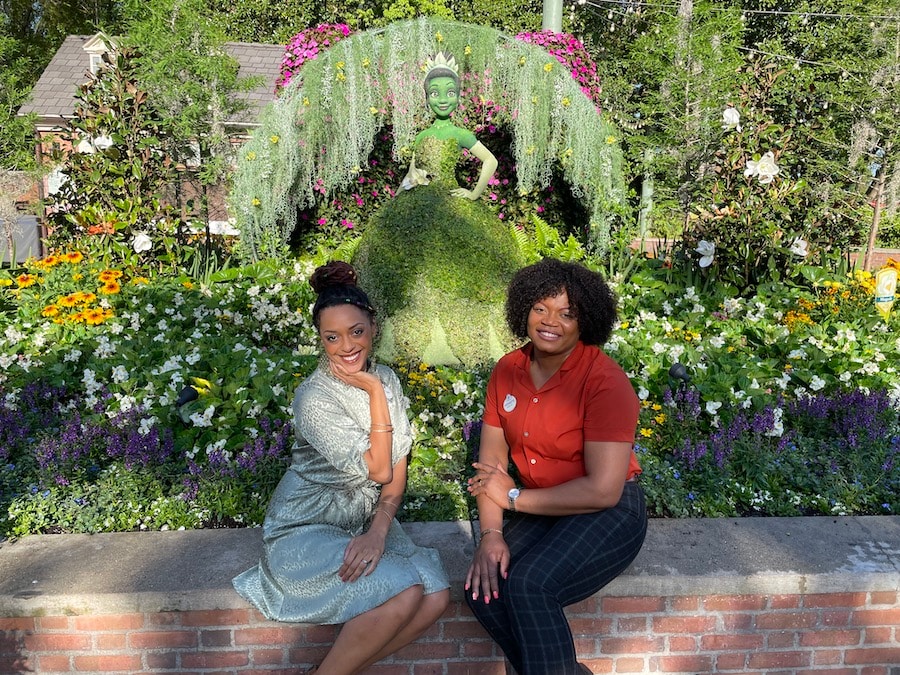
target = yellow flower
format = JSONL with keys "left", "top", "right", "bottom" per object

{"left": 435, "top": 31, "right": 443, "bottom": 43}
{"left": 58, "top": 293, "right": 80, "bottom": 308}
{"left": 0, "top": 278, "right": 12, "bottom": 287}
{"left": 98, "top": 269, "right": 123, "bottom": 282}
{"left": 270, "top": 135, "right": 279, "bottom": 144}
{"left": 336, "top": 61, "right": 345, "bottom": 69}
{"left": 606, "top": 135, "right": 617, "bottom": 145}
{"left": 131, "top": 276, "right": 149, "bottom": 285}
{"left": 252, "top": 198, "right": 261, "bottom": 207}
{"left": 336, "top": 72, "right": 346, "bottom": 82}
{"left": 464, "top": 45, "right": 472, "bottom": 56}
{"left": 303, "top": 97, "right": 310, "bottom": 106}
{"left": 525, "top": 146, "right": 535, "bottom": 155}
{"left": 362, "top": 58, "right": 370, "bottom": 68}
{"left": 561, "top": 97, "right": 571, "bottom": 107}
{"left": 16, "top": 273, "right": 38, "bottom": 288}
{"left": 182, "top": 281, "right": 194, "bottom": 289}
{"left": 620, "top": 321, "right": 630, "bottom": 329}
{"left": 246, "top": 151, "right": 256, "bottom": 161}
{"left": 72, "top": 272, "right": 84, "bottom": 282}
{"left": 83, "top": 308, "right": 107, "bottom": 325}
{"left": 99, "top": 280, "right": 121, "bottom": 295}
{"left": 543, "top": 62, "right": 553, "bottom": 72}
{"left": 531, "top": 96, "right": 538, "bottom": 104}
{"left": 519, "top": 56, "right": 526, "bottom": 66}
{"left": 654, "top": 413, "right": 666, "bottom": 425}
{"left": 63, "top": 251, "right": 84, "bottom": 264}
{"left": 639, "top": 428, "right": 653, "bottom": 438}
{"left": 42, "top": 305, "right": 60, "bottom": 317}
{"left": 369, "top": 107, "right": 379, "bottom": 115}
{"left": 41, "top": 255, "right": 61, "bottom": 268}
{"left": 70, "top": 311, "right": 86, "bottom": 324}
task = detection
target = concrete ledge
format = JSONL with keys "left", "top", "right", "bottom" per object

{"left": 1, "top": 516, "right": 898, "bottom": 616}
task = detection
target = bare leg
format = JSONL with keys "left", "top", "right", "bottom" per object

{"left": 315, "top": 585, "right": 433, "bottom": 675}
{"left": 356, "top": 589, "right": 450, "bottom": 670}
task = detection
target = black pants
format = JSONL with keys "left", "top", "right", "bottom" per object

{"left": 466, "top": 482, "right": 648, "bottom": 675}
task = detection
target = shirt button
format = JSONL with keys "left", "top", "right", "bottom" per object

{"left": 532, "top": 397, "right": 538, "bottom": 403}
{"left": 530, "top": 459, "right": 537, "bottom": 464}
{"left": 524, "top": 431, "right": 529, "bottom": 437}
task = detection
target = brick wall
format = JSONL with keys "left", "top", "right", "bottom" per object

{"left": 1, "top": 519, "right": 898, "bottom": 674}
{"left": 2, "top": 590, "right": 898, "bottom": 674}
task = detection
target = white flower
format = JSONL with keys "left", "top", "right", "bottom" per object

{"left": 111, "top": 365, "right": 130, "bottom": 383}
{"left": 765, "top": 407, "right": 784, "bottom": 437}
{"left": 132, "top": 232, "right": 152, "bottom": 253}
{"left": 705, "top": 401, "right": 722, "bottom": 415}
{"left": 190, "top": 405, "right": 216, "bottom": 428}
{"left": 809, "top": 375, "right": 826, "bottom": 391}
{"left": 92, "top": 135, "right": 114, "bottom": 150}
{"left": 637, "top": 387, "right": 649, "bottom": 401}
{"left": 744, "top": 151, "right": 780, "bottom": 184}
{"left": 721, "top": 106, "right": 741, "bottom": 132}
{"left": 789, "top": 237, "right": 809, "bottom": 257}
{"left": 695, "top": 240, "right": 716, "bottom": 268}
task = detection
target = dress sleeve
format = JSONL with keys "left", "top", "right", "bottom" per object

{"left": 293, "top": 381, "right": 370, "bottom": 478}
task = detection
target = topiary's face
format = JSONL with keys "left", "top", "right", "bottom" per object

{"left": 426, "top": 76, "right": 459, "bottom": 120}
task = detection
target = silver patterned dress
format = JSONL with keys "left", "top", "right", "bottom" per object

{"left": 232, "top": 362, "right": 449, "bottom": 624}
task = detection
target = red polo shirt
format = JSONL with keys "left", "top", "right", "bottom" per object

{"left": 482, "top": 341, "right": 641, "bottom": 488}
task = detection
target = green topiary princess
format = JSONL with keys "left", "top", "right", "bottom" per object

{"left": 354, "top": 52, "right": 524, "bottom": 367}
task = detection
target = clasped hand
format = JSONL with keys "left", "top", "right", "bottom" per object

{"left": 466, "top": 461, "right": 514, "bottom": 508}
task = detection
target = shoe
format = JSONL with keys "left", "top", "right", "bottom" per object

{"left": 577, "top": 664, "right": 592, "bottom": 674}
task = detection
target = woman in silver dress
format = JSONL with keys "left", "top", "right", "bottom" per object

{"left": 233, "top": 261, "right": 449, "bottom": 674}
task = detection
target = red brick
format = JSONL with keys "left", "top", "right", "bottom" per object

{"left": 461, "top": 640, "right": 496, "bottom": 658}
{"left": 813, "top": 649, "right": 843, "bottom": 666}
{"left": 447, "top": 662, "right": 507, "bottom": 675}
{"left": 652, "top": 615, "right": 717, "bottom": 633}
{"left": 394, "top": 641, "right": 458, "bottom": 660}
{"left": 411, "top": 664, "right": 447, "bottom": 675}
{"left": 844, "top": 647, "right": 900, "bottom": 665}
{"left": 670, "top": 596, "right": 700, "bottom": 611}
{"left": 24, "top": 633, "right": 92, "bottom": 651}
{"left": 73, "top": 613, "right": 143, "bottom": 631}
{"left": 600, "top": 635, "right": 664, "bottom": 654}
{"left": 181, "top": 608, "right": 251, "bottom": 626}
{"left": 612, "top": 656, "right": 645, "bottom": 672}
{"left": 181, "top": 649, "right": 251, "bottom": 668}
{"left": 715, "top": 652, "right": 749, "bottom": 670}
{"left": 234, "top": 625, "right": 305, "bottom": 646}
{"left": 805, "top": 592, "right": 868, "bottom": 608}
{"left": 748, "top": 650, "right": 810, "bottom": 668}
{"left": 201, "top": 628, "right": 234, "bottom": 647}
{"left": 129, "top": 629, "right": 198, "bottom": 649}
{"left": 864, "top": 626, "right": 893, "bottom": 644}
{"left": 769, "top": 594, "right": 801, "bottom": 609}
{"left": 35, "top": 654, "right": 70, "bottom": 672}
{"left": 288, "top": 646, "right": 330, "bottom": 665}
{"left": 442, "top": 620, "right": 491, "bottom": 640}
{"left": 668, "top": 636, "right": 697, "bottom": 652}
{"left": 721, "top": 613, "right": 753, "bottom": 630}
{"left": 701, "top": 633, "right": 764, "bottom": 651}
{"left": 616, "top": 616, "right": 647, "bottom": 633}
{"left": 800, "top": 629, "right": 861, "bottom": 647}
{"left": 566, "top": 597, "right": 599, "bottom": 614}
{"left": 657, "top": 654, "right": 713, "bottom": 672}
{"left": 0, "top": 618, "right": 34, "bottom": 631}
{"left": 95, "top": 632, "right": 126, "bottom": 649}
{"left": 580, "top": 657, "right": 613, "bottom": 673}
{"left": 568, "top": 617, "right": 613, "bottom": 636}
{"left": 755, "top": 611, "right": 818, "bottom": 630}
{"left": 37, "top": 616, "right": 69, "bottom": 630}
{"left": 146, "top": 651, "right": 178, "bottom": 669}
{"left": 796, "top": 669, "right": 856, "bottom": 675}
{"left": 303, "top": 623, "right": 340, "bottom": 643}
{"left": 860, "top": 668, "right": 891, "bottom": 675}
{"left": 73, "top": 653, "right": 143, "bottom": 671}
{"left": 823, "top": 610, "right": 852, "bottom": 626}
{"left": 146, "top": 611, "right": 181, "bottom": 626}
{"left": 766, "top": 630, "right": 797, "bottom": 648}
{"left": 704, "top": 594, "right": 768, "bottom": 611}
{"left": 573, "top": 637, "right": 595, "bottom": 655}
{"left": 869, "top": 591, "right": 897, "bottom": 605}
{"left": 852, "top": 608, "right": 900, "bottom": 626}
{"left": 251, "top": 647, "right": 287, "bottom": 665}
{"left": 601, "top": 596, "right": 664, "bottom": 613}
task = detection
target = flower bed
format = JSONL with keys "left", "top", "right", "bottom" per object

{"left": 1, "top": 253, "right": 898, "bottom": 536}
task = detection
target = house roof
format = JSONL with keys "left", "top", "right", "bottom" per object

{"left": 19, "top": 35, "right": 284, "bottom": 128}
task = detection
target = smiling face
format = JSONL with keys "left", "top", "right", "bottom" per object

{"left": 426, "top": 75, "right": 459, "bottom": 120}
{"left": 318, "top": 304, "right": 375, "bottom": 374}
{"left": 527, "top": 290, "right": 580, "bottom": 359}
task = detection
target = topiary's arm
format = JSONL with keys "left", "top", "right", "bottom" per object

{"left": 451, "top": 141, "right": 497, "bottom": 201}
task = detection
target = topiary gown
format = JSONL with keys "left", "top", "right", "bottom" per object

{"left": 354, "top": 135, "right": 523, "bottom": 367}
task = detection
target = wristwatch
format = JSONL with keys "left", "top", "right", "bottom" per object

{"left": 507, "top": 487, "right": 521, "bottom": 512}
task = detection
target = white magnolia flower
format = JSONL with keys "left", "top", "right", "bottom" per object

{"left": 789, "top": 237, "right": 809, "bottom": 257}
{"left": 695, "top": 240, "right": 716, "bottom": 268}
{"left": 92, "top": 135, "right": 114, "bottom": 150}
{"left": 132, "top": 232, "right": 152, "bottom": 253}
{"left": 721, "top": 106, "right": 741, "bottom": 132}
{"left": 744, "top": 151, "right": 780, "bottom": 184}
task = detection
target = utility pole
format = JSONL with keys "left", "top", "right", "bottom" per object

{"left": 542, "top": 0, "right": 563, "bottom": 32}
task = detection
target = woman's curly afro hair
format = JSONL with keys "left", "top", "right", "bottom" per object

{"left": 505, "top": 258, "right": 618, "bottom": 346}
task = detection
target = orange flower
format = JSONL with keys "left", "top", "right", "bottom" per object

{"left": 99, "top": 280, "right": 121, "bottom": 295}
{"left": 40, "top": 255, "right": 61, "bottom": 268}
{"left": 63, "top": 251, "right": 84, "bottom": 264}
{"left": 83, "top": 308, "right": 107, "bottom": 325}
{"left": 58, "top": 293, "right": 80, "bottom": 308}
{"left": 42, "top": 305, "right": 60, "bottom": 317}
{"left": 77, "top": 292, "right": 97, "bottom": 305}
{"left": 16, "top": 273, "right": 38, "bottom": 288}
{"left": 70, "top": 311, "right": 86, "bottom": 323}
{"left": 97, "top": 269, "right": 123, "bottom": 283}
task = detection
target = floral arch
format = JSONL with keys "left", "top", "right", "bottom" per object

{"left": 230, "top": 16, "right": 625, "bottom": 260}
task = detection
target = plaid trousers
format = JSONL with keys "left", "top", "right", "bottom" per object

{"left": 466, "top": 482, "right": 648, "bottom": 675}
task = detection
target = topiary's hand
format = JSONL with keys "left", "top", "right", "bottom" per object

{"left": 450, "top": 187, "right": 479, "bottom": 201}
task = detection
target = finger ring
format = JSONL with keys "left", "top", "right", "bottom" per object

{"left": 361, "top": 560, "right": 370, "bottom": 565}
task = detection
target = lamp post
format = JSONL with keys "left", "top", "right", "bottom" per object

{"left": 542, "top": 0, "right": 563, "bottom": 32}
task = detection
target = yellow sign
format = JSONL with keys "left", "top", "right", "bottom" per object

{"left": 874, "top": 267, "right": 898, "bottom": 320}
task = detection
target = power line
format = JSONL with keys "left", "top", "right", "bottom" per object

{"left": 577, "top": 0, "right": 900, "bottom": 23}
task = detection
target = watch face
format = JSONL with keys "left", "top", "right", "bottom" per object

{"left": 508, "top": 488, "right": 520, "bottom": 499}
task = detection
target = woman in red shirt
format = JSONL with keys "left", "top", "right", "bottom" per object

{"left": 465, "top": 258, "right": 647, "bottom": 675}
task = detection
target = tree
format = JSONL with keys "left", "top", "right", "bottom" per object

{"left": 0, "top": 36, "right": 37, "bottom": 172}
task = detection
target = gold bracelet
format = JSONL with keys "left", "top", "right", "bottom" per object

{"left": 479, "top": 528, "right": 504, "bottom": 542}
{"left": 380, "top": 499, "right": 401, "bottom": 507}
{"left": 370, "top": 428, "right": 393, "bottom": 433}
{"left": 370, "top": 423, "right": 393, "bottom": 429}
{"left": 373, "top": 508, "right": 394, "bottom": 520}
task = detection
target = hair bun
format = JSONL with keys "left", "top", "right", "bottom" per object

{"left": 309, "top": 261, "right": 359, "bottom": 294}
